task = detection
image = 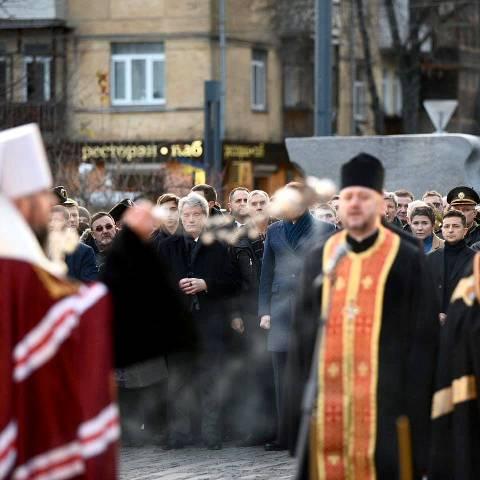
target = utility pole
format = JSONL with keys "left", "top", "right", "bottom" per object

{"left": 219, "top": 0, "right": 226, "bottom": 140}
{"left": 204, "top": 81, "right": 222, "bottom": 193}
{"left": 314, "top": 0, "right": 333, "bottom": 136}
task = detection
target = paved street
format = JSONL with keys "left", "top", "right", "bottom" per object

{"left": 120, "top": 445, "right": 295, "bottom": 480}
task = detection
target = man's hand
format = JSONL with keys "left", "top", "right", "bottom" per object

{"left": 231, "top": 317, "right": 245, "bottom": 334}
{"left": 179, "top": 278, "right": 207, "bottom": 295}
{"left": 122, "top": 201, "right": 156, "bottom": 241}
{"left": 439, "top": 313, "right": 447, "bottom": 325}
{"left": 260, "top": 315, "right": 271, "bottom": 330}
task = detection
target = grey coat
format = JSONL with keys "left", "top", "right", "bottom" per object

{"left": 258, "top": 218, "right": 334, "bottom": 352}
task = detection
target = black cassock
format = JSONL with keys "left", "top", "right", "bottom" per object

{"left": 284, "top": 227, "right": 439, "bottom": 480}
{"left": 430, "top": 254, "right": 480, "bottom": 480}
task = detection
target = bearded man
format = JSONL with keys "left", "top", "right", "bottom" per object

{"left": 286, "top": 153, "right": 439, "bottom": 480}
{"left": 0, "top": 124, "right": 194, "bottom": 479}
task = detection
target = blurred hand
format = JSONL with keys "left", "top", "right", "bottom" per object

{"left": 439, "top": 313, "right": 447, "bottom": 325}
{"left": 179, "top": 278, "right": 207, "bottom": 295}
{"left": 123, "top": 201, "right": 156, "bottom": 241}
{"left": 231, "top": 317, "right": 245, "bottom": 334}
{"left": 260, "top": 315, "right": 271, "bottom": 330}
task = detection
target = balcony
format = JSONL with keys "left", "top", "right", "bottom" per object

{"left": 0, "top": 102, "right": 66, "bottom": 136}
{"left": 0, "top": 0, "right": 66, "bottom": 23}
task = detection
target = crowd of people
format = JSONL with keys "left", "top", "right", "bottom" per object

{"left": 47, "top": 169, "right": 480, "bottom": 456}
{"left": 5, "top": 123, "right": 480, "bottom": 479}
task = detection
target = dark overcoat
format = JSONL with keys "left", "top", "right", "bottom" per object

{"left": 258, "top": 218, "right": 334, "bottom": 352}
{"left": 157, "top": 235, "right": 240, "bottom": 352}
{"left": 426, "top": 242, "right": 475, "bottom": 312}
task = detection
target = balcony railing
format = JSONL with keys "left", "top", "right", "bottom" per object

{"left": 0, "top": 102, "right": 66, "bottom": 135}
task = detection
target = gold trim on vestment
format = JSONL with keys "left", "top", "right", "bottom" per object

{"left": 474, "top": 254, "right": 480, "bottom": 302}
{"left": 33, "top": 266, "right": 79, "bottom": 299}
{"left": 368, "top": 231, "right": 400, "bottom": 480}
{"left": 431, "top": 375, "right": 478, "bottom": 419}
{"left": 314, "top": 226, "right": 400, "bottom": 480}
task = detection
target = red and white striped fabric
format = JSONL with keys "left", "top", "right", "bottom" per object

{"left": 0, "top": 421, "right": 17, "bottom": 480}
{"left": 11, "top": 404, "right": 119, "bottom": 480}
{"left": 13, "top": 284, "right": 108, "bottom": 383}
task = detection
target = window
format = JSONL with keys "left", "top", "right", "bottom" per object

{"left": 111, "top": 43, "right": 165, "bottom": 106}
{"left": 23, "top": 45, "right": 52, "bottom": 102}
{"left": 353, "top": 80, "right": 367, "bottom": 121}
{"left": 382, "top": 70, "right": 402, "bottom": 116}
{"left": 251, "top": 49, "right": 267, "bottom": 111}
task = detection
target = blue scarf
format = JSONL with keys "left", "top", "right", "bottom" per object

{"left": 423, "top": 235, "right": 433, "bottom": 254}
{"left": 284, "top": 211, "right": 313, "bottom": 250}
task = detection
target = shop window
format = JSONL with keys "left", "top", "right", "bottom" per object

{"left": 23, "top": 45, "right": 52, "bottom": 102}
{"left": 251, "top": 49, "right": 267, "bottom": 111}
{"left": 111, "top": 43, "right": 165, "bottom": 106}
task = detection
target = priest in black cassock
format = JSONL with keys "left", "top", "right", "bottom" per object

{"left": 429, "top": 253, "right": 480, "bottom": 480}
{"left": 285, "top": 153, "right": 439, "bottom": 480}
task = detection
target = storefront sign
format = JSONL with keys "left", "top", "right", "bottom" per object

{"left": 81, "top": 140, "right": 203, "bottom": 162}
{"left": 223, "top": 143, "right": 265, "bottom": 160}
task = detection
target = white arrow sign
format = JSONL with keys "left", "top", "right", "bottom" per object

{"left": 423, "top": 100, "right": 458, "bottom": 133}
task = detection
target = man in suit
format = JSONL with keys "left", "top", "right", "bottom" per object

{"left": 258, "top": 182, "right": 335, "bottom": 451}
{"left": 426, "top": 209, "right": 475, "bottom": 323}
{"left": 158, "top": 193, "right": 240, "bottom": 450}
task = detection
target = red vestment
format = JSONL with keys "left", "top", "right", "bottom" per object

{"left": 0, "top": 258, "right": 119, "bottom": 480}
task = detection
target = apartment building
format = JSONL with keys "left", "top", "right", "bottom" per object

{"left": 0, "top": 0, "right": 297, "bottom": 203}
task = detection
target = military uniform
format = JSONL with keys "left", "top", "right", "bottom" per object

{"left": 447, "top": 186, "right": 480, "bottom": 246}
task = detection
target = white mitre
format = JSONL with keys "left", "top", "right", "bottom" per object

{"left": 0, "top": 123, "right": 52, "bottom": 198}
{"left": 0, "top": 124, "right": 65, "bottom": 276}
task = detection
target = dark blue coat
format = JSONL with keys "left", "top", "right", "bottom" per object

{"left": 258, "top": 217, "right": 334, "bottom": 352}
{"left": 65, "top": 243, "right": 98, "bottom": 282}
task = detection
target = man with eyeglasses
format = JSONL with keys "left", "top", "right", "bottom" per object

{"left": 91, "top": 212, "right": 117, "bottom": 272}
{"left": 447, "top": 186, "right": 480, "bottom": 247}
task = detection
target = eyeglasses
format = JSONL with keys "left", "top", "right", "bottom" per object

{"left": 94, "top": 224, "right": 114, "bottom": 233}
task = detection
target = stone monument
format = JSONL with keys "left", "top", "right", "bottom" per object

{"left": 286, "top": 134, "right": 480, "bottom": 197}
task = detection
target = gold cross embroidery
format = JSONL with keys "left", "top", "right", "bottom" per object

{"left": 358, "top": 362, "right": 369, "bottom": 377}
{"left": 327, "top": 362, "right": 340, "bottom": 378}
{"left": 361, "top": 276, "right": 373, "bottom": 290}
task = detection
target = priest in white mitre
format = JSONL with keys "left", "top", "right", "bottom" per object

{"left": 0, "top": 124, "right": 195, "bottom": 480}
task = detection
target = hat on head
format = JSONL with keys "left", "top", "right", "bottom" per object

{"left": 109, "top": 198, "right": 134, "bottom": 223}
{"left": 447, "top": 186, "right": 480, "bottom": 207}
{"left": 0, "top": 124, "right": 52, "bottom": 199}
{"left": 341, "top": 153, "right": 384, "bottom": 193}
{"left": 52, "top": 185, "right": 68, "bottom": 205}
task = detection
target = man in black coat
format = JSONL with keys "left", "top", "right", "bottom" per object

{"left": 426, "top": 209, "right": 475, "bottom": 322}
{"left": 157, "top": 193, "right": 240, "bottom": 450}
{"left": 229, "top": 190, "right": 277, "bottom": 446}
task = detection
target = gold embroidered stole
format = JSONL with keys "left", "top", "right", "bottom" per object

{"left": 312, "top": 226, "right": 400, "bottom": 480}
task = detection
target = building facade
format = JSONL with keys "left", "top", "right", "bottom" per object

{"left": 0, "top": 0, "right": 297, "bottom": 205}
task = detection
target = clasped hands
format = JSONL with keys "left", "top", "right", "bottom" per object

{"left": 179, "top": 278, "right": 207, "bottom": 295}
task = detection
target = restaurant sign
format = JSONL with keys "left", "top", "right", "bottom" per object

{"left": 81, "top": 140, "right": 203, "bottom": 162}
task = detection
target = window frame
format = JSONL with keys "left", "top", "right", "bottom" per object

{"left": 251, "top": 50, "right": 267, "bottom": 112}
{"left": 23, "top": 55, "right": 52, "bottom": 102}
{"left": 111, "top": 49, "right": 166, "bottom": 106}
{"left": 353, "top": 80, "right": 367, "bottom": 122}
